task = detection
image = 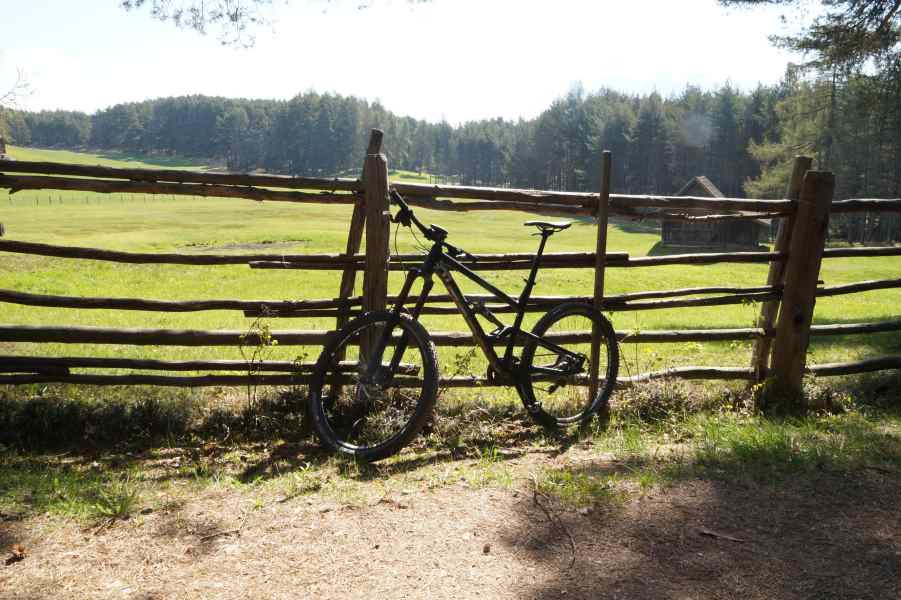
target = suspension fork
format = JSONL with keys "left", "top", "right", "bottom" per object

{"left": 366, "top": 265, "right": 435, "bottom": 380}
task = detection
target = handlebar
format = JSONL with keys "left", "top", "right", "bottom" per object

{"left": 389, "top": 189, "right": 475, "bottom": 261}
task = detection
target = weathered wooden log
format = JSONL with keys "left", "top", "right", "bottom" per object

{"left": 0, "top": 373, "right": 309, "bottom": 387}
{"left": 822, "top": 246, "right": 901, "bottom": 258}
{"left": 251, "top": 251, "right": 629, "bottom": 271}
{"left": 806, "top": 355, "right": 901, "bottom": 376}
{"left": 679, "top": 212, "right": 786, "bottom": 222}
{"left": 0, "top": 158, "right": 362, "bottom": 191}
{"left": 250, "top": 290, "right": 782, "bottom": 318}
{"left": 612, "top": 291, "right": 779, "bottom": 311}
{"left": 610, "top": 193, "right": 794, "bottom": 214}
{"left": 816, "top": 278, "right": 901, "bottom": 297}
{"left": 0, "top": 355, "right": 417, "bottom": 374}
{"left": 770, "top": 171, "right": 834, "bottom": 402}
{"left": 621, "top": 251, "right": 783, "bottom": 267}
{"left": 403, "top": 195, "right": 590, "bottom": 217}
{"left": 808, "top": 320, "right": 901, "bottom": 336}
{"left": 0, "top": 239, "right": 361, "bottom": 266}
{"left": 0, "top": 324, "right": 331, "bottom": 346}
{"left": 252, "top": 250, "right": 777, "bottom": 271}
{"left": 605, "top": 285, "right": 778, "bottom": 302}
{"left": 0, "top": 174, "right": 358, "bottom": 205}
{"left": 829, "top": 199, "right": 901, "bottom": 213}
{"left": 0, "top": 356, "right": 312, "bottom": 373}
{"left": 336, "top": 129, "right": 382, "bottom": 335}
{"left": 392, "top": 182, "right": 592, "bottom": 208}
{"left": 618, "top": 366, "right": 756, "bottom": 383}
{"left": 751, "top": 156, "right": 811, "bottom": 381}
{"left": 0, "top": 289, "right": 356, "bottom": 313}
{"left": 392, "top": 182, "right": 794, "bottom": 214}
{"left": 363, "top": 153, "right": 390, "bottom": 315}
{"left": 3, "top": 357, "right": 893, "bottom": 388}
{"left": 401, "top": 286, "right": 777, "bottom": 305}
{"left": 0, "top": 324, "right": 771, "bottom": 347}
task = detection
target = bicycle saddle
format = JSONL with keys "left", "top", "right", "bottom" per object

{"left": 524, "top": 220, "right": 572, "bottom": 233}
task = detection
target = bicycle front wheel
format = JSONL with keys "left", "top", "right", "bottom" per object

{"left": 518, "top": 303, "right": 619, "bottom": 428}
{"left": 307, "top": 310, "right": 439, "bottom": 462}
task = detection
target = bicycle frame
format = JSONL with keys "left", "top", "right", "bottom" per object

{"left": 373, "top": 229, "right": 584, "bottom": 387}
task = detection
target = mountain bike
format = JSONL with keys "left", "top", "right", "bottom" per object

{"left": 307, "top": 189, "right": 619, "bottom": 461}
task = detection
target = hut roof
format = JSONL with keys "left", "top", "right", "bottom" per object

{"left": 672, "top": 175, "right": 769, "bottom": 227}
{"left": 675, "top": 176, "right": 724, "bottom": 198}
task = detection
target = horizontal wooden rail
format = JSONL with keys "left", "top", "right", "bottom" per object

{"left": 679, "top": 212, "right": 785, "bottom": 222}
{"left": 3, "top": 355, "right": 896, "bottom": 388}
{"left": 0, "top": 355, "right": 417, "bottom": 375}
{"left": 252, "top": 251, "right": 783, "bottom": 272}
{"left": 251, "top": 252, "right": 631, "bottom": 271}
{"left": 0, "top": 289, "right": 355, "bottom": 313}
{"left": 0, "top": 285, "right": 785, "bottom": 318}
{"left": 0, "top": 324, "right": 771, "bottom": 347}
{"left": 822, "top": 246, "right": 901, "bottom": 258}
{"left": 0, "top": 356, "right": 308, "bottom": 373}
{"left": 816, "top": 278, "right": 901, "bottom": 297}
{"left": 392, "top": 182, "right": 794, "bottom": 215}
{"left": 249, "top": 291, "right": 781, "bottom": 318}
{"left": 806, "top": 355, "right": 901, "bottom": 376}
{"left": 0, "top": 373, "right": 308, "bottom": 387}
{"left": 1, "top": 238, "right": 782, "bottom": 270}
{"left": 808, "top": 320, "right": 901, "bottom": 336}
{"left": 619, "top": 366, "right": 755, "bottom": 383}
{"left": 0, "top": 174, "right": 357, "bottom": 205}
{"left": 610, "top": 193, "right": 794, "bottom": 214}
{"left": 620, "top": 251, "right": 782, "bottom": 267}
{"left": 829, "top": 198, "right": 901, "bottom": 213}
{"left": 0, "top": 159, "right": 362, "bottom": 191}
{"left": 0, "top": 239, "right": 361, "bottom": 266}
{"left": 392, "top": 182, "right": 592, "bottom": 208}
{"left": 0, "top": 324, "right": 330, "bottom": 346}
{"left": 404, "top": 195, "right": 589, "bottom": 217}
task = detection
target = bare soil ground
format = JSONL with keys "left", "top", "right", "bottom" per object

{"left": 2, "top": 447, "right": 899, "bottom": 600}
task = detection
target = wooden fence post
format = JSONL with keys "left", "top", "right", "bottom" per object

{"left": 362, "top": 147, "right": 391, "bottom": 315}
{"left": 590, "top": 151, "right": 612, "bottom": 400}
{"left": 751, "top": 155, "right": 812, "bottom": 381}
{"left": 769, "top": 170, "right": 834, "bottom": 405}
{"left": 335, "top": 129, "right": 382, "bottom": 331}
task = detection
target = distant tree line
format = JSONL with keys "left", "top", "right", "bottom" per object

{"left": 1, "top": 67, "right": 899, "bottom": 241}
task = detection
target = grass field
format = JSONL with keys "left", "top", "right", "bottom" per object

{"left": 1, "top": 145, "right": 899, "bottom": 392}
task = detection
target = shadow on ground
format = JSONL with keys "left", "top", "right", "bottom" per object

{"left": 502, "top": 468, "right": 900, "bottom": 599}
{"left": 495, "top": 390, "right": 901, "bottom": 599}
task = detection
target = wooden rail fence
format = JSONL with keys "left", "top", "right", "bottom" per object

{"left": 1, "top": 130, "right": 900, "bottom": 409}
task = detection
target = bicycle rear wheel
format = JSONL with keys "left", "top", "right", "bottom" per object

{"left": 307, "top": 310, "right": 439, "bottom": 462}
{"left": 518, "top": 303, "right": 618, "bottom": 428}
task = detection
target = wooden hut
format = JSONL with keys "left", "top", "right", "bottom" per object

{"left": 661, "top": 176, "right": 767, "bottom": 248}
{"left": 0, "top": 136, "right": 8, "bottom": 159}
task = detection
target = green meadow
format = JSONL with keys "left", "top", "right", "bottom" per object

{"left": 1, "top": 146, "right": 899, "bottom": 394}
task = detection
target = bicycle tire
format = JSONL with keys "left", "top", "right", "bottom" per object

{"left": 518, "top": 302, "right": 619, "bottom": 428}
{"left": 307, "top": 310, "right": 439, "bottom": 462}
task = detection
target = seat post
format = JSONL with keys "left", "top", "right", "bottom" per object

{"left": 517, "top": 230, "right": 551, "bottom": 308}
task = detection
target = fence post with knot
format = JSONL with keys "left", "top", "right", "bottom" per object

{"left": 750, "top": 155, "right": 812, "bottom": 381}
{"left": 362, "top": 138, "right": 391, "bottom": 316}
{"left": 768, "top": 170, "right": 834, "bottom": 407}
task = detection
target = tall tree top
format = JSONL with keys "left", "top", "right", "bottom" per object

{"left": 720, "top": 0, "right": 900, "bottom": 67}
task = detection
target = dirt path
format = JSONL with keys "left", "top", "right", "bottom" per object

{"left": 3, "top": 459, "right": 899, "bottom": 600}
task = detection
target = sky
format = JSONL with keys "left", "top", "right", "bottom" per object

{"left": 0, "top": 0, "right": 808, "bottom": 124}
